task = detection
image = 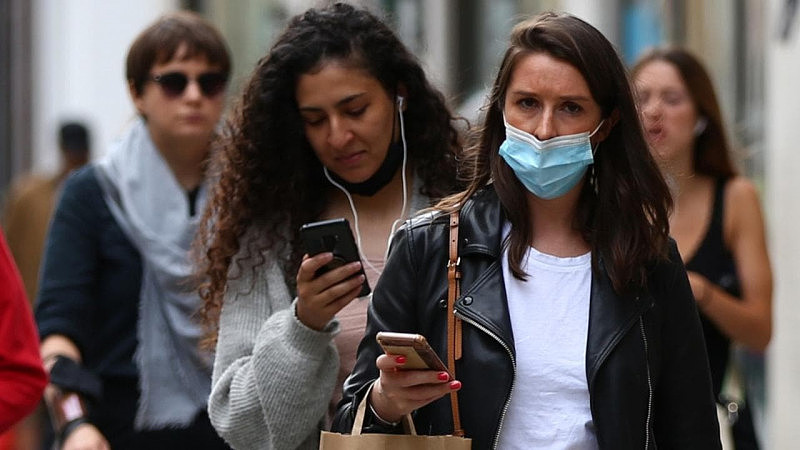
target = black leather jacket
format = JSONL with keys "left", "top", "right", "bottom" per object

{"left": 333, "top": 186, "right": 721, "bottom": 449}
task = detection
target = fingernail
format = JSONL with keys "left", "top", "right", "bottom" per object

{"left": 449, "top": 380, "right": 461, "bottom": 390}
{"left": 437, "top": 372, "right": 450, "bottom": 381}
{"left": 395, "top": 355, "right": 406, "bottom": 364}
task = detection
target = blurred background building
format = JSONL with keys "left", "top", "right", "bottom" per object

{"left": 1, "top": 0, "right": 798, "bottom": 447}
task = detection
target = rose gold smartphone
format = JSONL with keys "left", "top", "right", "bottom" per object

{"left": 376, "top": 331, "right": 449, "bottom": 375}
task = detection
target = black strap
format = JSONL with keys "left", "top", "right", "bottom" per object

{"left": 48, "top": 355, "right": 103, "bottom": 401}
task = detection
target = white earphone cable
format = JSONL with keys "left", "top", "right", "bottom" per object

{"left": 322, "top": 95, "right": 409, "bottom": 276}
{"left": 387, "top": 95, "right": 409, "bottom": 256}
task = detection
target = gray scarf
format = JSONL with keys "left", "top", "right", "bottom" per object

{"left": 95, "top": 119, "right": 211, "bottom": 429}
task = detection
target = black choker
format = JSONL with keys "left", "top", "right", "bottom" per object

{"left": 327, "top": 140, "right": 404, "bottom": 196}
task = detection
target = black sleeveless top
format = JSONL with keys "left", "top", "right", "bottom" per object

{"left": 684, "top": 178, "right": 741, "bottom": 397}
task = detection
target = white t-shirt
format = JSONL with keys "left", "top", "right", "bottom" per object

{"left": 495, "top": 227, "right": 597, "bottom": 449}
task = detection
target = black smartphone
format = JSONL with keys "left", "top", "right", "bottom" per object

{"left": 375, "top": 331, "right": 450, "bottom": 375}
{"left": 299, "top": 218, "right": 371, "bottom": 297}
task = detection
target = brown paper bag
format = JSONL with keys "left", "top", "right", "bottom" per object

{"left": 319, "top": 384, "right": 471, "bottom": 449}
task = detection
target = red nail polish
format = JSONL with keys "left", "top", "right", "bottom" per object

{"left": 395, "top": 355, "right": 406, "bottom": 364}
{"left": 437, "top": 372, "right": 450, "bottom": 381}
{"left": 449, "top": 380, "right": 462, "bottom": 390}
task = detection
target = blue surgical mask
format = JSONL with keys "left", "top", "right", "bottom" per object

{"left": 499, "top": 117, "right": 604, "bottom": 199}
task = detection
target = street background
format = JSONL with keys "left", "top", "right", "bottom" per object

{"left": 1, "top": 0, "right": 799, "bottom": 447}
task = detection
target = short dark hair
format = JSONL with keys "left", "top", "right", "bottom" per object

{"left": 59, "top": 122, "right": 89, "bottom": 153}
{"left": 126, "top": 10, "right": 231, "bottom": 96}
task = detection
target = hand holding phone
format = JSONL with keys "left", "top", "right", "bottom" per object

{"left": 376, "top": 331, "right": 449, "bottom": 375}
{"left": 370, "top": 332, "right": 461, "bottom": 425}
{"left": 299, "top": 218, "right": 371, "bottom": 297}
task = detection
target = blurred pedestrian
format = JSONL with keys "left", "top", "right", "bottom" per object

{"left": 633, "top": 46, "right": 772, "bottom": 450}
{"left": 0, "top": 227, "right": 47, "bottom": 434}
{"left": 3, "top": 121, "right": 91, "bottom": 304}
{"left": 195, "top": 3, "right": 462, "bottom": 449}
{"left": 35, "top": 11, "right": 232, "bottom": 450}
{"left": 1, "top": 121, "right": 89, "bottom": 450}
{"left": 333, "top": 12, "right": 721, "bottom": 449}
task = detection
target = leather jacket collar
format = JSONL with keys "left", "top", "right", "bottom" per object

{"left": 334, "top": 184, "right": 721, "bottom": 450}
{"left": 453, "top": 186, "right": 655, "bottom": 383}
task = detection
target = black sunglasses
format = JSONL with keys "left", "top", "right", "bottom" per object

{"left": 149, "top": 71, "right": 228, "bottom": 98}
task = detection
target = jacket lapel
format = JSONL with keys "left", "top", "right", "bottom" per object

{"left": 450, "top": 187, "right": 516, "bottom": 355}
{"left": 452, "top": 186, "right": 656, "bottom": 397}
{"left": 586, "top": 261, "right": 654, "bottom": 388}
{"left": 455, "top": 262, "right": 515, "bottom": 353}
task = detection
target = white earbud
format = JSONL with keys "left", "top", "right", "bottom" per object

{"left": 396, "top": 95, "right": 404, "bottom": 109}
{"left": 694, "top": 116, "right": 708, "bottom": 136}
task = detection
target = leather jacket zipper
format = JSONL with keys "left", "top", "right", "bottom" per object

{"left": 584, "top": 293, "right": 653, "bottom": 449}
{"left": 640, "top": 319, "right": 653, "bottom": 449}
{"left": 454, "top": 311, "right": 516, "bottom": 450}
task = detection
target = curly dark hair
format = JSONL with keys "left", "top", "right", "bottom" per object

{"left": 196, "top": 2, "right": 462, "bottom": 341}
{"left": 439, "top": 12, "right": 672, "bottom": 295}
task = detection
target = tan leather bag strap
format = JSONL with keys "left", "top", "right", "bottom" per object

{"left": 447, "top": 210, "right": 464, "bottom": 437}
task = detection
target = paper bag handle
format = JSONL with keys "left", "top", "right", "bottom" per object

{"left": 351, "top": 382, "right": 417, "bottom": 436}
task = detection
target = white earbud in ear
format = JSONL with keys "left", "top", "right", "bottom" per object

{"left": 694, "top": 116, "right": 708, "bottom": 136}
{"left": 396, "top": 95, "right": 404, "bottom": 109}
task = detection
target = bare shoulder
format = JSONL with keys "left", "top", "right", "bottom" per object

{"left": 724, "top": 176, "right": 765, "bottom": 216}
{"left": 725, "top": 175, "right": 761, "bottom": 202}
{"left": 723, "top": 175, "right": 766, "bottom": 240}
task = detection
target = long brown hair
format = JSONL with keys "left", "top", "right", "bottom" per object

{"left": 439, "top": 12, "right": 672, "bottom": 295}
{"left": 195, "top": 3, "right": 462, "bottom": 343}
{"left": 631, "top": 47, "right": 737, "bottom": 178}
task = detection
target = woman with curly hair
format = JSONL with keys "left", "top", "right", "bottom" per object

{"left": 195, "top": 3, "right": 462, "bottom": 449}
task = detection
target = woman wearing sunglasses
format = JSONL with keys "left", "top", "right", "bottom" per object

{"left": 35, "top": 12, "right": 232, "bottom": 450}
{"left": 194, "top": 3, "right": 462, "bottom": 449}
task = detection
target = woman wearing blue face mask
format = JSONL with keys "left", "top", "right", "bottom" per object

{"left": 333, "top": 12, "right": 721, "bottom": 449}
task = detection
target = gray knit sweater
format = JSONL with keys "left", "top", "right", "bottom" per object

{"left": 208, "top": 189, "right": 429, "bottom": 449}
{"left": 208, "top": 242, "right": 340, "bottom": 450}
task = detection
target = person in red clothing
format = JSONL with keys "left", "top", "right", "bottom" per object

{"left": 0, "top": 227, "right": 47, "bottom": 433}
